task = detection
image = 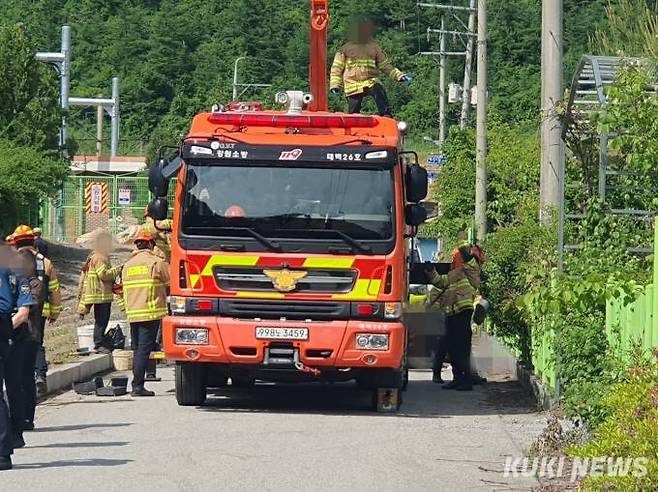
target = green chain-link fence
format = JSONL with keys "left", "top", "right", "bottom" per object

{"left": 41, "top": 175, "right": 175, "bottom": 242}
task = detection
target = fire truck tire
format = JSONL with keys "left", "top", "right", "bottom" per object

{"left": 401, "top": 366, "right": 409, "bottom": 391}
{"left": 175, "top": 362, "right": 207, "bottom": 406}
{"left": 357, "top": 368, "right": 404, "bottom": 390}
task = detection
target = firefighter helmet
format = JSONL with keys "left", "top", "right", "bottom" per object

{"left": 12, "top": 225, "right": 36, "bottom": 242}
{"left": 134, "top": 229, "right": 156, "bottom": 244}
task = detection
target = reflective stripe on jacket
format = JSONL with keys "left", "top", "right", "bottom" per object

{"left": 78, "top": 251, "right": 119, "bottom": 310}
{"left": 428, "top": 256, "right": 480, "bottom": 316}
{"left": 122, "top": 249, "right": 170, "bottom": 323}
{"left": 41, "top": 258, "right": 62, "bottom": 320}
{"left": 330, "top": 41, "right": 404, "bottom": 96}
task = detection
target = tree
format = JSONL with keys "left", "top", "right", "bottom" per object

{"left": 0, "top": 24, "right": 61, "bottom": 151}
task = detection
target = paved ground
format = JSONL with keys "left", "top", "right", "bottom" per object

{"left": 3, "top": 366, "right": 545, "bottom": 491}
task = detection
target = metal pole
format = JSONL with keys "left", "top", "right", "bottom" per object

{"left": 540, "top": 0, "right": 564, "bottom": 223}
{"left": 460, "top": 0, "right": 476, "bottom": 128}
{"left": 475, "top": 0, "right": 487, "bottom": 240}
{"left": 60, "top": 26, "right": 71, "bottom": 151}
{"left": 439, "top": 17, "right": 446, "bottom": 145}
{"left": 110, "top": 77, "right": 119, "bottom": 157}
{"left": 233, "top": 57, "right": 244, "bottom": 101}
{"left": 96, "top": 103, "right": 104, "bottom": 156}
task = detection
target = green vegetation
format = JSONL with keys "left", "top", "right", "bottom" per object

{"left": 568, "top": 351, "right": 658, "bottom": 491}
{"left": 0, "top": 24, "right": 68, "bottom": 232}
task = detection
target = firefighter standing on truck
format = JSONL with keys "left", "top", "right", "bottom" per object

{"left": 11, "top": 226, "right": 61, "bottom": 417}
{"left": 122, "top": 230, "right": 170, "bottom": 397}
{"left": 330, "top": 18, "right": 411, "bottom": 116}
{"left": 78, "top": 231, "right": 120, "bottom": 354}
{"left": 425, "top": 239, "right": 481, "bottom": 391}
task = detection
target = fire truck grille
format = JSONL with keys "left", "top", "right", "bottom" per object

{"left": 219, "top": 299, "right": 350, "bottom": 320}
{"left": 213, "top": 267, "right": 357, "bottom": 293}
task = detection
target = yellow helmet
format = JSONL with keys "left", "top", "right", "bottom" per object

{"left": 12, "top": 225, "right": 35, "bottom": 242}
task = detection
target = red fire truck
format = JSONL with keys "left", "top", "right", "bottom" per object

{"left": 148, "top": 0, "right": 428, "bottom": 411}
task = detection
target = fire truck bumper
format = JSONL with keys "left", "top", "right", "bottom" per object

{"left": 162, "top": 316, "right": 405, "bottom": 369}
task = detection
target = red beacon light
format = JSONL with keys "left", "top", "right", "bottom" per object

{"left": 207, "top": 112, "right": 379, "bottom": 129}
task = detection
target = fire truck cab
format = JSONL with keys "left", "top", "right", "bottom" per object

{"left": 147, "top": 1, "right": 429, "bottom": 412}
{"left": 148, "top": 94, "right": 428, "bottom": 410}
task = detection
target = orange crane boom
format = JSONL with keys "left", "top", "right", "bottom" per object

{"left": 309, "top": 0, "right": 329, "bottom": 112}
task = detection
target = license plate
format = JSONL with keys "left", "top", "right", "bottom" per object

{"left": 255, "top": 327, "right": 309, "bottom": 340}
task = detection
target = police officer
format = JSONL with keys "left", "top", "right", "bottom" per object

{"left": 122, "top": 230, "right": 169, "bottom": 396}
{"left": 0, "top": 241, "right": 35, "bottom": 470}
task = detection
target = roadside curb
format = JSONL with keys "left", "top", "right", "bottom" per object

{"left": 45, "top": 354, "right": 113, "bottom": 396}
{"left": 478, "top": 330, "right": 557, "bottom": 411}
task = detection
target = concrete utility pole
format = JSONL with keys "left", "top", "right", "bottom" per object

{"left": 475, "top": 0, "right": 488, "bottom": 239}
{"left": 438, "top": 17, "right": 447, "bottom": 145}
{"left": 460, "top": 0, "right": 477, "bottom": 128}
{"left": 540, "top": 0, "right": 564, "bottom": 223}
{"left": 96, "top": 103, "right": 104, "bottom": 156}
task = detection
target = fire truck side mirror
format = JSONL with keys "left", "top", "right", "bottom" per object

{"left": 149, "top": 158, "right": 169, "bottom": 197}
{"left": 405, "top": 204, "right": 427, "bottom": 227}
{"left": 406, "top": 166, "right": 428, "bottom": 203}
{"left": 148, "top": 197, "right": 169, "bottom": 221}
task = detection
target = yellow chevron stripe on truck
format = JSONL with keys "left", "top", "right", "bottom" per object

{"left": 200, "top": 255, "right": 260, "bottom": 276}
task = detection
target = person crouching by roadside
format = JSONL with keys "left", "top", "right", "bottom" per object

{"left": 78, "top": 231, "right": 120, "bottom": 354}
{"left": 122, "top": 230, "right": 169, "bottom": 397}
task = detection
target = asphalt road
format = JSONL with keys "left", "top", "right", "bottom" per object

{"left": 2, "top": 367, "right": 544, "bottom": 492}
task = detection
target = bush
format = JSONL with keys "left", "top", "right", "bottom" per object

{"left": 568, "top": 352, "right": 658, "bottom": 490}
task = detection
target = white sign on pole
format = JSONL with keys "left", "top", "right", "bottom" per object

{"left": 118, "top": 188, "right": 131, "bottom": 206}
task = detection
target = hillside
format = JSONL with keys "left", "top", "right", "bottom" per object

{"left": 0, "top": 0, "right": 614, "bottom": 151}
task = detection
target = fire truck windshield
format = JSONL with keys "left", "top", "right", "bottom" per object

{"left": 180, "top": 163, "right": 395, "bottom": 254}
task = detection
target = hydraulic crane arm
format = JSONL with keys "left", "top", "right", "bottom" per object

{"left": 309, "top": 0, "right": 329, "bottom": 112}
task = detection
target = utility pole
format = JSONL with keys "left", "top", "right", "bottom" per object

{"left": 475, "top": 0, "right": 488, "bottom": 239}
{"left": 37, "top": 26, "right": 121, "bottom": 156}
{"left": 96, "top": 103, "right": 104, "bottom": 156}
{"left": 438, "top": 17, "right": 447, "bottom": 145}
{"left": 460, "top": 0, "right": 477, "bottom": 128}
{"left": 540, "top": 0, "right": 564, "bottom": 223}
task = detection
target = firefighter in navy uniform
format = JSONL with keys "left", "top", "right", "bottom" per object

{"left": 122, "top": 230, "right": 170, "bottom": 397}
{"left": 0, "top": 242, "right": 34, "bottom": 470}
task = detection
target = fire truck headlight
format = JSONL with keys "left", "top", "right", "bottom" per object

{"left": 168, "top": 296, "right": 186, "bottom": 314}
{"left": 384, "top": 302, "right": 402, "bottom": 319}
{"left": 175, "top": 328, "right": 209, "bottom": 345}
{"left": 355, "top": 333, "right": 389, "bottom": 351}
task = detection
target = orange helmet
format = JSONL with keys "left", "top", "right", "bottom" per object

{"left": 225, "top": 205, "right": 246, "bottom": 218}
{"left": 134, "top": 229, "right": 156, "bottom": 244}
{"left": 12, "top": 225, "right": 35, "bottom": 243}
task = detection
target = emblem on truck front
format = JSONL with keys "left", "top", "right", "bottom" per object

{"left": 279, "top": 148, "right": 303, "bottom": 160}
{"left": 263, "top": 268, "right": 308, "bottom": 292}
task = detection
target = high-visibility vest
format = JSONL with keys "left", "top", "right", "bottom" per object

{"left": 122, "top": 249, "right": 170, "bottom": 323}
{"left": 330, "top": 41, "right": 404, "bottom": 96}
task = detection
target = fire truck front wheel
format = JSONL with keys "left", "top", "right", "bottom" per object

{"left": 175, "top": 362, "right": 207, "bottom": 406}
{"left": 356, "top": 368, "right": 404, "bottom": 390}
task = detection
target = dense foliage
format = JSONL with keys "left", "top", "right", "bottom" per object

{"left": 0, "top": 24, "right": 68, "bottom": 232}
{"left": 568, "top": 351, "right": 658, "bottom": 490}
{"left": 0, "top": 0, "right": 620, "bottom": 152}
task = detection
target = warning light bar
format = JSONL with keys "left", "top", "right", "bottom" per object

{"left": 207, "top": 113, "right": 379, "bottom": 129}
